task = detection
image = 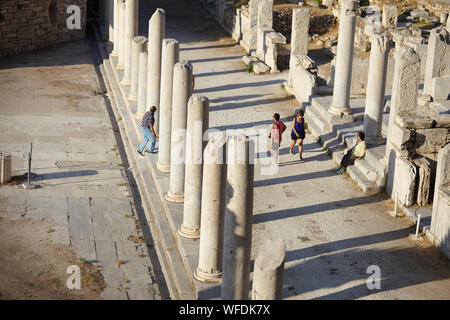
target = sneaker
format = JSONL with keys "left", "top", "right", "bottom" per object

{"left": 146, "top": 150, "right": 157, "bottom": 154}
{"left": 137, "top": 150, "right": 144, "bottom": 156}
{"left": 299, "top": 154, "right": 303, "bottom": 161}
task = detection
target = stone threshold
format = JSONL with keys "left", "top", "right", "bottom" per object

{"left": 91, "top": 25, "right": 220, "bottom": 300}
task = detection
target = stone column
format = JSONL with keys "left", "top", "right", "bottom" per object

{"left": 179, "top": 95, "right": 210, "bottom": 239}
{"left": 194, "top": 133, "right": 227, "bottom": 282}
{"left": 108, "top": 0, "right": 114, "bottom": 43}
{"left": 222, "top": 134, "right": 254, "bottom": 300}
{"left": 290, "top": 8, "right": 310, "bottom": 56}
{"left": 116, "top": 1, "right": 126, "bottom": 70}
{"left": 128, "top": 36, "right": 147, "bottom": 101}
{"left": 165, "top": 61, "right": 193, "bottom": 203}
{"left": 251, "top": 239, "right": 285, "bottom": 300}
{"left": 363, "top": 32, "right": 389, "bottom": 140}
{"left": 382, "top": 4, "right": 398, "bottom": 29}
{"left": 384, "top": 46, "right": 420, "bottom": 199}
{"left": 135, "top": 51, "right": 148, "bottom": 119}
{"left": 247, "top": 0, "right": 261, "bottom": 52}
{"left": 256, "top": 0, "right": 273, "bottom": 60}
{"left": 111, "top": 0, "right": 120, "bottom": 56}
{"left": 385, "top": 46, "right": 421, "bottom": 160}
{"left": 157, "top": 39, "right": 180, "bottom": 173}
{"left": 147, "top": 9, "right": 166, "bottom": 133}
{"left": 122, "top": 0, "right": 138, "bottom": 85}
{"left": 330, "top": 0, "right": 357, "bottom": 116}
{"left": 423, "top": 27, "right": 450, "bottom": 98}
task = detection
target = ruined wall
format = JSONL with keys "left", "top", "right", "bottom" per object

{"left": 0, "top": 0, "right": 87, "bottom": 56}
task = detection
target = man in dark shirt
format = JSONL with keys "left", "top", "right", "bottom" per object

{"left": 137, "top": 106, "right": 157, "bottom": 156}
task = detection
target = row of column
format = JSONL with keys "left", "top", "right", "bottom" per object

{"left": 105, "top": 3, "right": 286, "bottom": 300}
{"left": 330, "top": 0, "right": 390, "bottom": 142}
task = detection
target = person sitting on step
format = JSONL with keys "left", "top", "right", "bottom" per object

{"left": 336, "top": 132, "right": 366, "bottom": 174}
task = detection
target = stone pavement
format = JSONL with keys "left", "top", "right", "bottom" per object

{"left": 123, "top": 0, "right": 450, "bottom": 299}
{"left": 0, "top": 40, "right": 165, "bottom": 300}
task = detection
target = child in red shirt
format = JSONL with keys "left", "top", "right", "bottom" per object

{"left": 269, "top": 113, "right": 286, "bottom": 166}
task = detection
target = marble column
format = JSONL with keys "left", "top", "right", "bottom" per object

{"left": 157, "top": 39, "right": 180, "bottom": 173}
{"left": 116, "top": 0, "right": 126, "bottom": 70}
{"left": 147, "top": 9, "right": 166, "bottom": 133}
{"left": 165, "top": 61, "right": 193, "bottom": 203}
{"left": 194, "top": 132, "right": 227, "bottom": 282}
{"left": 121, "top": 0, "right": 138, "bottom": 85}
{"left": 179, "top": 95, "right": 210, "bottom": 239}
{"left": 363, "top": 32, "right": 389, "bottom": 140}
{"left": 135, "top": 51, "right": 148, "bottom": 119}
{"left": 128, "top": 36, "right": 147, "bottom": 101}
{"left": 330, "top": 0, "right": 357, "bottom": 116}
{"left": 111, "top": 0, "right": 120, "bottom": 56}
{"left": 222, "top": 134, "right": 254, "bottom": 300}
{"left": 251, "top": 239, "right": 285, "bottom": 300}
{"left": 107, "top": 0, "right": 114, "bottom": 43}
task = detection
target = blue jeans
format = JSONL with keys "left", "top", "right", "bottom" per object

{"left": 139, "top": 127, "right": 156, "bottom": 153}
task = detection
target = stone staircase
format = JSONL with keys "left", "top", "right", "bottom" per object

{"left": 301, "top": 96, "right": 388, "bottom": 194}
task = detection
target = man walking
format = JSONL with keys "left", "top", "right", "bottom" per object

{"left": 137, "top": 106, "right": 158, "bottom": 156}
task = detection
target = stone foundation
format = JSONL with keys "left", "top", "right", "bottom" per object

{"left": 0, "top": 0, "right": 87, "bottom": 56}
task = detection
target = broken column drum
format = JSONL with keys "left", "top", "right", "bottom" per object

{"left": 251, "top": 239, "right": 285, "bottom": 300}
{"left": 222, "top": 135, "right": 254, "bottom": 300}
{"left": 128, "top": 36, "right": 147, "bottom": 101}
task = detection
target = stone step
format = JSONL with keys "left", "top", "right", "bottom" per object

{"left": 364, "top": 147, "right": 387, "bottom": 176}
{"left": 305, "top": 103, "right": 331, "bottom": 134}
{"left": 354, "top": 158, "right": 378, "bottom": 183}
{"left": 347, "top": 165, "right": 384, "bottom": 194}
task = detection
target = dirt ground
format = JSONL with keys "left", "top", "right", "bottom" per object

{"left": 0, "top": 198, "right": 105, "bottom": 299}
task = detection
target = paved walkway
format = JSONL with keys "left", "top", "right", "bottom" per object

{"left": 144, "top": 0, "right": 450, "bottom": 299}
{"left": 0, "top": 40, "right": 165, "bottom": 299}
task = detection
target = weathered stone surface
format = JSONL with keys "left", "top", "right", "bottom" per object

{"left": 290, "top": 8, "right": 310, "bottom": 56}
{"left": 413, "top": 128, "right": 449, "bottom": 154}
{"left": 252, "top": 239, "right": 285, "bottom": 300}
{"left": 364, "top": 32, "right": 389, "bottom": 138}
{"left": 389, "top": 122, "right": 411, "bottom": 151}
{"left": 431, "top": 75, "right": 450, "bottom": 101}
{"left": 424, "top": 27, "right": 450, "bottom": 99}
{"left": 330, "top": 0, "right": 357, "bottom": 115}
{"left": 414, "top": 157, "right": 431, "bottom": 206}
{"left": 382, "top": 5, "right": 398, "bottom": 29}
{"left": 430, "top": 143, "right": 450, "bottom": 259}
{"left": 386, "top": 154, "right": 417, "bottom": 207}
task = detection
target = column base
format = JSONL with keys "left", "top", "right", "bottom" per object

{"left": 329, "top": 105, "right": 352, "bottom": 116}
{"left": 111, "top": 50, "right": 118, "bottom": 57}
{"left": 178, "top": 225, "right": 200, "bottom": 239}
{"left": 156, "top": 162, "right": 170, "bottom": 173}
{"left": 127, "top": 95, "right": 137, "bottom": 102}
{"left": 115, "top": 63, "right": 124, "bottom": 70}
{"left": 165, "top": 191, "right": 184, "bottom": 203}
{"left": 194, "top": 268, "right": 222, "bottom": 283}
{"left": 120, "top": 78, "right": 131, "bottom": 86}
